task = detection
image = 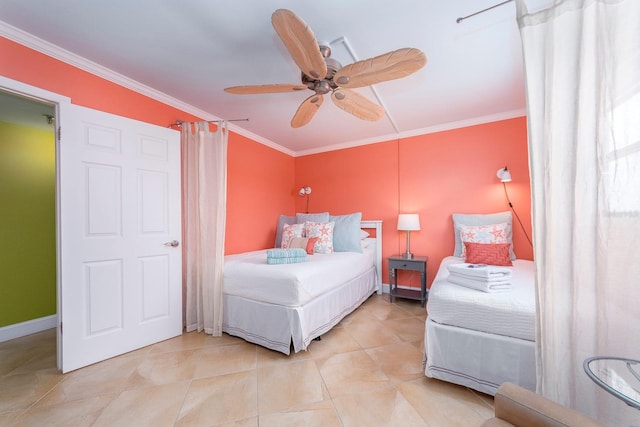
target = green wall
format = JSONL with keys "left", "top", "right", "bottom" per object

{"left": 0, "top": 121, "right": 56, "bottom": 327}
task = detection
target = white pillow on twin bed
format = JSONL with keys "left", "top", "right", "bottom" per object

{"left": 452, "top": 211, "right": 516, "bottom": 260}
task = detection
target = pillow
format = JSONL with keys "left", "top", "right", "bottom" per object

{"left": 274, "top": 214, "right": 296, "bottom": 248}
{"left": 281, "top": 223, "right": 304, "bottom": 248}
{"left": 287, "top": 237, "right": 319, "bottom": 255}
{"left": 304, "top": 221, "right": 335, "bottom": 254}
{"left": 361, "top": 238, "right": 375, "bottom": 251}
{"left": 360, "top": 229, "right": 370, "bottom": 239}
{"left": 464, "top": 242, "right": 513, "bottom": 266}
{"left": 330, "top": 212, "right": 363, "bottom": 253}
{"left": 459, "top": 222, "right": 509, "bottom": 258}
{"left": 452, "top": 212, "right": 515, "bottom": 260}
{"left": 296, "top": 212, "right": 329, "bottom": 224}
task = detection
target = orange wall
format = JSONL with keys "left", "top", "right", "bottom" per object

{"left": 296, "top": 117, "right": 532, "bottom": 287}
{"left": 226, "top": 132, "right": 295, "bottom": 253}
{"left": 0, "top": 37, "right": 293, "bottom": 254}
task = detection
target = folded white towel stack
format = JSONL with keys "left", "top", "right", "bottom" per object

{"left": 446, "top": 263, "right": 513, "bottom": 293}
{"left": 447, "top": 263, "right": 512, "bottom": 279}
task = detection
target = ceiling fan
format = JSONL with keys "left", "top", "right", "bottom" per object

{"left": 224, "top": 9, "right": 427, "bottom": 128}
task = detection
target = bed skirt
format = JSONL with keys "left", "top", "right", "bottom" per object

{"left": 423, "top": 317, "right": 536, "bottom": 396}
{"left": 222, "top": 265, "right": 377, "bottom": 354}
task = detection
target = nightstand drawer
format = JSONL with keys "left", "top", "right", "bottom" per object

{"left": 388, "top": 257, "right": 426, "bottom": 272}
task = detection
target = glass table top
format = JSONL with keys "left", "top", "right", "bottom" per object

{"left": 584, "top": 356, "right": 640, "bottom": 410}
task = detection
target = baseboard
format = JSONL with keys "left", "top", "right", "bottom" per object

{"left": 0, "top": 315, "right": 58, "bottom": 343}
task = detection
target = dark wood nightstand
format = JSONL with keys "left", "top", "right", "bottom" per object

{"left": 388, "top": 255, "right": 428, "bottom": 306}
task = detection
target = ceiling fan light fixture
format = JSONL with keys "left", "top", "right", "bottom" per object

{"left": 314, "top": 80, "right": 331, "bottom": 94}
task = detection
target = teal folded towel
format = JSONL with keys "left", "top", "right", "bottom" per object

{"left": 266, "top": 248, "right": 307, "bottom": 258}
{"left": 267, "top": 256, "right": 307, "bottom": 265}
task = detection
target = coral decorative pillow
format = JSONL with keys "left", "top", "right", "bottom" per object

{"left": 281, "top": 223, "right": 304, "bottom": 248}
{"left": 304, "top": 221, "right": 335, "bottom": 254}
{"left": 464, "top": 242, "right": 513, "bottom": 266}
{"left": 459, "top": 222, "right": 510, "bottom": 258}
{"left": 287, "top": 237, "right": 319, "bottom": 255}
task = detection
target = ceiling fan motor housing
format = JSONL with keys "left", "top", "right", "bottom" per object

{"left": 301, "top": 55, "right": 342, "bottom": 94}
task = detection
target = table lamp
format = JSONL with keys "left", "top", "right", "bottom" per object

{"left": 397, "top": 213, "right": 420, "bottom": 259}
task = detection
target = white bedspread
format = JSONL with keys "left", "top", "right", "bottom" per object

{"left": 427, "top": 256, "right": 535, "bottom": 341}
{"left": 223, "top": 244, "right": 375, "bottom": 307}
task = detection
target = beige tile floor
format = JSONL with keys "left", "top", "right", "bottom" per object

{"left": 0, "top": 295, "right": 494, "bottom": 426}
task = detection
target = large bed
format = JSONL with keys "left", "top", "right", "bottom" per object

{"left": 222, "top": 219, "right": 382, "bottom": 354}
{"left": 423, "top": 211, "right": 536, "bottom": 396}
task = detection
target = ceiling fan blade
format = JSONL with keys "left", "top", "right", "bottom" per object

{"left": 271, "top": 9, "right": 327, "bottom": 80}
{"left": 331, "top": 89, "right": 384, "bottom": 121}
{"left": 334, "top": 48, "right": 427, "bottom": 88}
{"left": 291, "top": 94, "right": 324, "bottom": 128}
{"left": 224, "top": 84, "right": 307, "bottom": 95}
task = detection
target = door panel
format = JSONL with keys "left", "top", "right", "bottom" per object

{"left": 60, "top": 104, "right": 181, "bottom": 372}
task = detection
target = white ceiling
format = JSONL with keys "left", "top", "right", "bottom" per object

{"left": 0, "top": 0, "right": 527, "bottom": 155}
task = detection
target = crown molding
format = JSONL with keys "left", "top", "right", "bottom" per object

{"left": 0, "top": 20, "right": 295, "bottom": 156}
{"left": 294, "top": 109, "right": 527, "bottom": 156}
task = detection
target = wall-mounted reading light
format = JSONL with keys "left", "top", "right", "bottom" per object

{"left": 496, "top": 166, "right": 532, "bottom": 247}
{"left": 497, "top": 166, "right": 512, "bottom": 182}
{"left": 299, "top": 186, "right": 312, "bottom": 213}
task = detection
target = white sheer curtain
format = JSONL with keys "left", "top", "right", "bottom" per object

{"left": 181, "top": 121, "right": 228, "bottom": 336}
{"left": 517, "top": 0, "right": 640, "bottom": 424}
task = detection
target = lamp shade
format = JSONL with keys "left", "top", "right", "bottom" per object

{"left": 397, "top": 213, "right": 420, "bottom": 231}
{"left": 497, "top": 167, "right": 512, "bottom": 183}
{"left": 298, "top": 186, "right": 311, "bottom": 196}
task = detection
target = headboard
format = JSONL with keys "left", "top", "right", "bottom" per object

{"left": 361, "top": 220, "right": 383, "bottom": 294}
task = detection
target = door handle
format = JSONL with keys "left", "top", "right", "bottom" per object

{"left": 163, "top": 240, "right": 180, "bottom": 248}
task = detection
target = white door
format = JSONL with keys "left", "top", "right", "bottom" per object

{"left": 59, "top": 104, "right": 182, "bottom": 372}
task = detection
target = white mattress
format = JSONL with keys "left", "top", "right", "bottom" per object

{"left": 427, "top": 256, "right": 535, "bottom": 341}
{"left": 223, "top": 240, "right": 376, "bottom": 307}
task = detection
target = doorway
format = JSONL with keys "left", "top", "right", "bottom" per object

{"left": 0, "top": 89, "right": 57, "bottom": 341}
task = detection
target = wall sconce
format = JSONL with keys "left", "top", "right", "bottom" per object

{"left": 299, "top": 186, "right": 312, "bottom": 213}
{"left": 497, "top": 166, "right": 512, "bottom": 182}
{"left": 496, "top": 166, "right": 532, "bottom": 247}
{"left": 397, "top": 213, "right": 420, "bottom": 259}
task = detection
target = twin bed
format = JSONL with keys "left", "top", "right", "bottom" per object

{"left": 423, "top": 211, "right": 537, "bottom": 396}
{"left": 222, "top": 219, "right": 382, "bottom": 355}
{"left": 423, "top": 255, "right": 536, "bottom": 395}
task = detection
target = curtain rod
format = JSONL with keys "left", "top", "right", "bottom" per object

{"left": 456, "top": 0, "right": 514, "bottom": 23}
{"left": 168, "top": 118, "right": 249, "bottom": 128}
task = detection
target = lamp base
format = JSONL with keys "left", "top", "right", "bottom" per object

{"left": 402, "top": 252, "right": 414, "bottom": 259}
